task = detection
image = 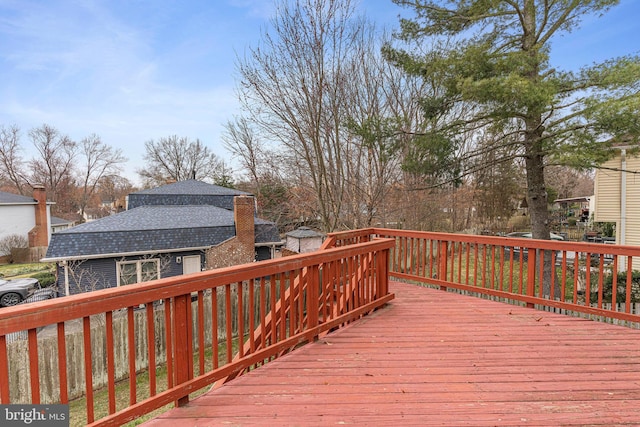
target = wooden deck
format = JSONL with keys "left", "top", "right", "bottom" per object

{"left": 144, "top": 282, "right": 640, "bottom": 426}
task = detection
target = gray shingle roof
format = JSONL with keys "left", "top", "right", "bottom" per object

{"left": 127, "top": 180, "right": 252, "bottom": 210}
{"left": 45, "top": 205, "right": 280, "bottom": 260}
{"left": 51, "top": 216, "right": 74, "bottom": 226}
{"left": 286, "top": 226, "right": 324, "bottom": 239}
{"left": 0, "top": 191, "right": 35, "bottom": 204}
{"left": 62, "top": 205, "right": 237, "bottom": 233}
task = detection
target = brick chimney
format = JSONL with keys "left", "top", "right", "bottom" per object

{"left": 28, "top": 184, "right": 49, "bottom": 248}
{"left": 234, "top": 195, "right": 255, "bottom": 254}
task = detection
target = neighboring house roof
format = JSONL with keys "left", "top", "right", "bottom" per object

{"left": 286, "top": 226, "right": 324, "bottom": 239}
{"left": 44, "top": 205, "right": 280, "bottom": 261}
{"left": 128, "top": 180, "right": 251, "bottom": 210}
{"left": 554, "top": 196, "right": 591, "bottom": 204}
{"left": 51, "top": 216, "right": 74, "bottom": 227}
{"left": 0, "top": 191, "right": 36, "bottom": 205}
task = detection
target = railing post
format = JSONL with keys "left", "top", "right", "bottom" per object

{"left": 174, "top": 294, "right": 192, "bottom": 406}
{"left": 307, "top": 265, "right": 320, "bottom": 341}
{"left": 526, "top": 248, "right": 536, "bottom": 308}
{"left": 379, "top": 248, "right": 390, "bottom": 296}
{"left": 438, "top": 241, "right": 448, "bottom": 291}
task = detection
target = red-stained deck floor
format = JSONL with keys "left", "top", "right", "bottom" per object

{"left": 144, "top": 282, "right": 640, "bottom": 426}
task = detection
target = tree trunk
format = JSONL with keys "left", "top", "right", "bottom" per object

{"left": 525, "top": 137, "right": 559, "bottom": 299}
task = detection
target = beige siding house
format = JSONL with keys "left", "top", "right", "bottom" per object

{"left": 594, "top": 147, "right": 640, "bottom": 270}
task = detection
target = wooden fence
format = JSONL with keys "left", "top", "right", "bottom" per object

{"left": 5, "top": 286, "right": 275, "bottom": 404}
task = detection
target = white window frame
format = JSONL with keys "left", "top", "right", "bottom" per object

{"left": 116, "top": 258, "right": 161, "bottom": 286}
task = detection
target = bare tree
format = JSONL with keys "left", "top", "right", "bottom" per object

{"left": 76, "top": 134, "right": 127, "bottom": 221}
{"left": 223, "top": 117, "right": 266, "bottom": 189}
{"left": 0, "top": 124, "right": 28, "bottom": 194}
{"left": 65, "top": 260, "right": 110, "bottom": 294}
{"left": 97, "top": 175, "right": 134, "bottom": 213}
{"left": 28, "top": 124, "right": 78, "bottom": 216}
{"left": 237, "top": 0, "right": 404, "bottom": 231}
{"left": 137, "top": 136, "right": 223, "bottom": 187}
{"left": 223, "top": 116, "right": 295, "bottom": 224}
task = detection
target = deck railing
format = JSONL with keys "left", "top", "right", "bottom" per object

{"left": 326, "top": 228, "right": 640, "bottom": 324}
{"left": 0, "top": 238, "right": 394, "bottom": 426}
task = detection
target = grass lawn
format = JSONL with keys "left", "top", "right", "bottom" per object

{"left": 69, "top": 335, "right": 245, "bottom": 426}
{"left": 0, "top": 262, "right": 55, "bottom": 279}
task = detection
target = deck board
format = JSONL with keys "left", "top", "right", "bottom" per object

{"left": 144, "top": 282, "right": 640, "bottom": 426}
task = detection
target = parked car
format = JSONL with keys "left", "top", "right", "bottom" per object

{"left": 0, "top": 278, "right": 40, "bottom": 307}
{"left": 504, "top": 231, "right": 565, "bottom": 260}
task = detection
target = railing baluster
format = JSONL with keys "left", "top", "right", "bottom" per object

{"left": 473, "top": 243, "right": 479, "bottom": 287}
{"left": 498, "top": 246, "right": 504, "bottom": 291}
{"left": 211, "top": 290, "right": 218, "bottom": 370}
{"left": 527, "top": 247, "right": 536, "bottom": 308}
{"left": 585, "top": 253, "right": 592, "bottom": 305}
{"left": 598, "top": 255, "right": 605, "bottom": 308}
{"left": 127, "top": 306, "right": 136, "bottom": 405}
{"left": 438, "top": 241, "right": 448, "bottom": 291}
{"left": 466, "top": 242, "right": 471, "bottom": 286}
{"left": 259, "top": 277, "right": 267, "bottom": 356}
{"left": 508, "top": 247, "right": 514, "bottom": 293}
{"left": 146, "top": 302, "right": 157, "bottom": 396}
{"left": 196, "top": 291, "right": 205, "bottom": 376}
{"left": 82, "top": 316, "right": 93, "bottom": 423}
{"left": 27, "top": 328, "right": 40, "bottom": 404}
{"left": 481, "top": 244, "right": 487, "bottom": 289}
{"left": 538, "top": 249, "right": 544, "bottom": 299}
{"left": 457, "top": 242, "right": 463, "bottom": 284}
{"left": 612, "top": 256, "right": 618, "bottom": 310}
{"left": 164, "top": 298, "right": 174, "bottom": 389}
{"left": 270, "top": 277, "right": 277, "bottom": 350}
{"left": 237, "top": 282, "right": 244, "bottom": 359}
{"left": 573, "top": 253, "right": 579, "bottom": 304}
{"left": 626, "top": 258, "right": 633, "bottom": 314}
{"left": 56, "top": 322, "right": 68, "bottom": 404}
{"left": 105, "top": 312, "right": 115, "bottom": 414}
{"left": 560, "top": 251, "right": 567, "bottom": 302}
{"left": 298, "top": 269, "right": 305, "bottom": 330}
{"left": 0, "top": 335, "right": 9, "bottom": 403}
{"left": 429, "top": 239, "right": 434, "bottom": 278}
{"left": 518, "top": 248, "right": 524, "bottom": 295}
{"left": 279, "top": 273, "right": 286, "bottom": 341}
{"left": 490, "top": 245, "right": 496, "bottom": 290}
{"left": 249, "top": 278, "right": 256, "bottom": 354}
{"left": 225, "top": 284, "right": 232, "bottom": 364}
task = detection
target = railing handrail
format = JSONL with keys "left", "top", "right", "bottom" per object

{"left": 371, "top": 227, "right": 639, "bottom": 256}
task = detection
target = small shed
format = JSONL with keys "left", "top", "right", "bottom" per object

{"left": 285, "top": 227, "right": 325, "bottom": 254}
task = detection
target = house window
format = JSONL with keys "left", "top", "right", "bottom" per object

{"left": 117, "top": 259, "right": 160, "bottom": 286}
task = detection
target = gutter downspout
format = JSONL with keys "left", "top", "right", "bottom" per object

{"left": 620, "top": 148, "right": 627, "bottom": 272}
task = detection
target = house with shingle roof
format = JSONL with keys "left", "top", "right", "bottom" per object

{"left": 0, "top": 185, "right": 53, "bottom": 261}
{"left": 44, "top": 180, "right": 282, "bottom": 296}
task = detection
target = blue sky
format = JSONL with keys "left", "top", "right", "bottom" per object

{"left": 0, "top": 0, "right": 638, "bottom": 185}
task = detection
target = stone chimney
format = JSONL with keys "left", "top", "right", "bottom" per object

{"left": 234, "top": 195, "right": 255, "bottom": 253}
{"left": 28, "top": 184, "right": 49, "bottom": 248}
